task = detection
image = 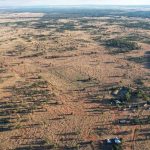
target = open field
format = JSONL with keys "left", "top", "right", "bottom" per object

{"left": 0, "top": 7, "right": 150, "bottom": 150}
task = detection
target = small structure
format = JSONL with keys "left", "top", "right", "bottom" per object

{"left": 104, "top": 137, "right": 122, "bottom": 150}
{"left": 105, "top": 137, "right": 122, "bottom": 145}
{"left": 119, "top": 119, "right": 130, "bottom": 124}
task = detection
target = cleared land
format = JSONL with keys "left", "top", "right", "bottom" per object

{"left": 0, "top": 7, "right": 150, "bottom": 150}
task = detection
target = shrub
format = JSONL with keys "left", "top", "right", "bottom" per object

{"left": 112, "top": 144, "right": 123, "bottom": 150}
{"left": 124, "top": 92, "right": 131, "bottom": 101}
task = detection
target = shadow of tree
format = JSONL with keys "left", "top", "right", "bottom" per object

{"left": 126, "top": 50, "right": 150, "bottom": 69}
{"left": 14, "top": 139, "right": 55, "bottom": 150}
{"left": 0, "top": 75, "right": 59, "bottom": 132}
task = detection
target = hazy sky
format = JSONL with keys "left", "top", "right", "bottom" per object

{"left": 0, "top": 0, "right": 150, "bottom": 6}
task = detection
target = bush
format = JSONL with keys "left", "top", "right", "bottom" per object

{"left": 112, "top": 144, "right": 123, "bottom": 150}
{"left": 125, "top": 92, "right": 132, "bottom": 101}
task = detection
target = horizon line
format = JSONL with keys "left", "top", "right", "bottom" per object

{"left": 0, "top": 4, "right": 150, "bottom": 8}
{"left": 1, "top": 4, "right": 150, "bottom": 7}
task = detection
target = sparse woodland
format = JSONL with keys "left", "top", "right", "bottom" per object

{"left": 0, "top": 7, "right": 149, "bottom": 150}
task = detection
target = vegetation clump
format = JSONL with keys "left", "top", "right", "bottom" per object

{"left": 105, "top": 39, "right": 140, "bottom": 53}
{"left": 111, "top": 86, "right": 149, "bottom": 106}
{"left": 118, "top": 116, "right": 150, "bottom": 126}
{"left": 123, "top": 22, "right": 150, "bottom": 30}
{"left": 127, "top": 56, "right": 149, "bottom": 64}
{"left": 112, "top": 144, "right": 123, "bottom": 150}
{"left": 56, "top": 23, "right": 76, "bottom": 32}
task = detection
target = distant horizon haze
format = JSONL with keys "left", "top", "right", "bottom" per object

{"left": 0, "top": 0, "right": 150, "bottom": 7}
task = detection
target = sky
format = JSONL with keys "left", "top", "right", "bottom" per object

{"left": 0, "top": 0, "right": 150, "bottom": 6}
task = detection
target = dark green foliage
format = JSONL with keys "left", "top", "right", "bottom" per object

{"left": 112, "top": 86, "right": 149, "bottom": 106}
{"left": 0, "top": 67, "right": 6, "bottom": 73}
{"left": 112, "top": 144, "right": 123, "bottom": 150}
{"left": 81, "top": 25, "right": 96, "bottom": 30}
{"left": 132, "top": 118, "right": 141, "bottom": 125}
{"left": 124, "top": 92, "right": 132, "bottom": 101}
{"left": 121, "top": 34, "right": 150, "bottom": 44}
{"left": 124, "top": 11, "right": 150, "bottom": 18}
{"left": 117, "top": 116, "right": 150, "bottom": 126}
{"left": 105, "top": 39, "right": 140, "bottom": 53}
{"left": 136, "top": 90, "right": 144, "bottom": 98}
{"left": 127, "top": 56, "right": 149, "bottom": 64}
{"left": 56, "top": 23, "right": 76, "bottom": 32}
{"left": 120, "top": 87, "right": 132, "bottom": 101}
{"left": 143, "top": 95, "right": 149, "bottom": 101}
{"left": 123, "top": 22, "right": 150, "bottom": 30}
{"left": 0, "top": 21, "right": 30, "bottom": 27}
{"left": 131, "top": 116, "right": 150, "bottom": 125}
